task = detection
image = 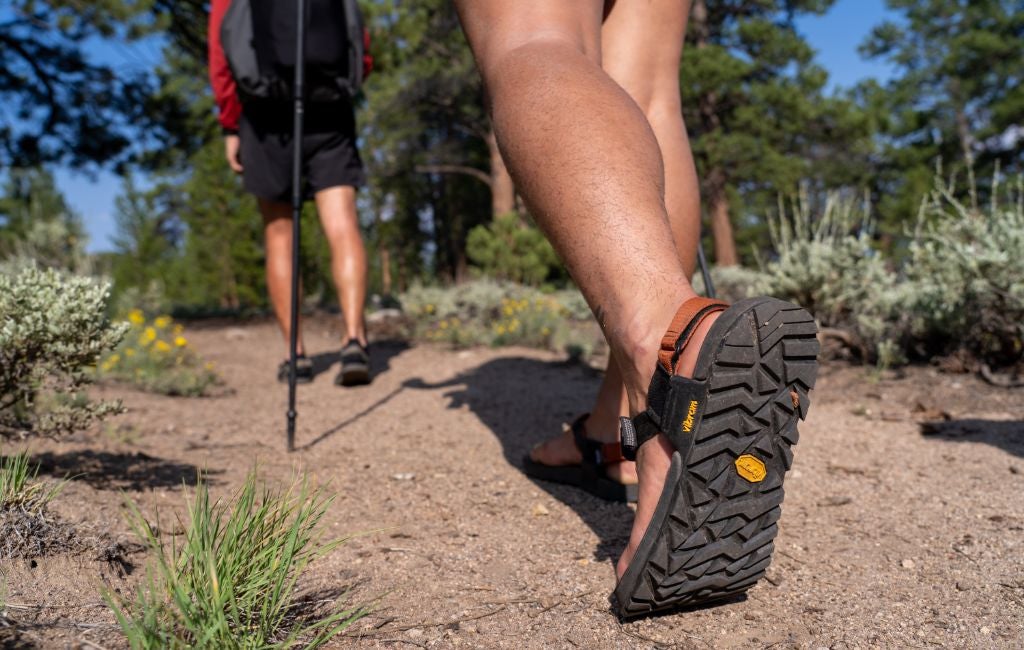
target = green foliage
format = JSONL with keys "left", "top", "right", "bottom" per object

{"left": 859, "top": 0, "right": 1023, "bottom": 233}
{"left": 0, "top": 267, "right": 127, "bottom": 438}
{"left": 0, "top": 168, "right": 89, "bottom": 273}
{"left": 98, "top": 311, "right": 221, "bottom": 397}
{"left": 0, "top": 449, "right": 63, "bottom": 515}
{"left": 753, "top": 190, "right": 904, "bottom": 361}
{"left": 466, "top": 213, "right": 563, "bottom": 286}
{"left": 402, "top": 279, "right": 596, "bottom": 355}
{"left": 904, "top": 175, "right": 1024, "bottom": 367}
{"left": 106, "top": 470, "right": 367, "bottom": 649}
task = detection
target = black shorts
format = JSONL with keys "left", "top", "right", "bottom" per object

{"left": 239, "top": 98, "right": 365, "bottom": 203}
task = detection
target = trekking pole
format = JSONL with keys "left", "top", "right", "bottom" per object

{"left": 696, "top": 236, "right": 716, "bottom": 299}
{"left": 286, "top": 0, "right": 307, "bottom": 453}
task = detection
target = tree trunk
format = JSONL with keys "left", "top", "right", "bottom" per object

{"left": 380, "top": 246, "right": 392, "bottom": 296}
{"left": 706, "top": 170, "right": 738, "bottom": 266}
{"left": 486, "top": 129, "right": 515, "bottom": 217}
{"left": 692, "top": 0, "right": 739, "bottom": 266}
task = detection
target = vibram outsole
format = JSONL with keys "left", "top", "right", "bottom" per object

{"left": 614, "top": 297, "right": 819, "bottom": 618}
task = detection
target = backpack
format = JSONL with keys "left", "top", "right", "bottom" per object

{"left": 220, "top": 0, "right": 369, "bottom": 102}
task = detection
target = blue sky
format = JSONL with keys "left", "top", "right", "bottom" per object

{"left": 58, "top": 0, "right": 898, "bottom": 253}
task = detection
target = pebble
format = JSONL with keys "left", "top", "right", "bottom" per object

{"left": 532, "top": 503, "right": 550, "bottom": 516}
{"left": 901, "top": 559, "right": 915, "bottom": 569}
{"left": 391, "top": 472, "right": 416, "bottom": 481}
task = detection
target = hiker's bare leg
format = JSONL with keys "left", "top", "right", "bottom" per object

{"left": 260, "top": 198, "right": 305, "bottom": 357}
{"left": 456, "top": 0, "right": 716, "bottom": 577}
{"left": 314, "top": 185, "right": 368, "bottom": 346}
{"left": 529, "top": 0, "right": 699, "bottom": 484}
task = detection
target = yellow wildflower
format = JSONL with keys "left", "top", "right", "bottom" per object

{"left": 124, "top": 348, "right": 136, "bottom": 357}
{"left": 439, "top": 320, "right": 448, "bottom": 330}
{"left": 127, "top": 309, "right": 145, "bottom": 325}
{"left": 424, "top": 304, "right": 435, "bottom": 314}
{"left": 541, "top": 327, "right": 551, "bottom": 336}
{"left": 204, "top": 362, "right": 215, "bottom": 371}
{"left": 509, "top": 319, "right": 520, "bottom": 333}
{"left": 495, "top": 324, "right": 506, "bottom": 335}
{"left": 174, "top": 336, "right": 188, "bottom": 348}
{"left": 172, "top": 324, "right": 184, "bottom": 336}
{"left": 154, "top": 340, "right": 171, "bottom": 353}
{"left": 154, "top": 315, "right": 172, "bottom": 329}
{"left": 140, "top": 327, "right": 157, "bottom": 345}
{"left": 503, "top": 305, "right": 514, "bottom": 316}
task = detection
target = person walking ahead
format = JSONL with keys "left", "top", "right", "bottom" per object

{"left": 208, "top": 0, "right": 372, "bottom": 386}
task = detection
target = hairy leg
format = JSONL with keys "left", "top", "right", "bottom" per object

{"left": 314, "top": 186, "right": 368, "bottom": 346}
{"left": 529, "top": 0, "right": 698, "bottom": 482}
{"left": 456, "top": 0, "right": 716, "bottom": 578}
{"left": 260, "top": 199, "right": 305, "bottom": 357}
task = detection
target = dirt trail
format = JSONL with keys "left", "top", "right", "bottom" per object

{"left": 3, "top": 317, "right": 1023, "bottom": 648}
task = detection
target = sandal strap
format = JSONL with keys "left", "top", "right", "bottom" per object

{"left": 569, "top": 414, "right": 627, "bottom": 466}
{"left": 658, "top": 297, "right": 728, "bottom": 373}
{"left": 623, "top": 296, "right": 728, "bottom": 460}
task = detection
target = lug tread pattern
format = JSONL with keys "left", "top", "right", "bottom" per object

{"left": 620, "top": 299, "right": 819, "bottom": 617}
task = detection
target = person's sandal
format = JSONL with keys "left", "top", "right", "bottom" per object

{"left": 277, "top": 355, "right": 314, "bottom": 384}
{"left": 522, "top": 414, "right": 639, "bottom": 503}
{"left": 335, "top": 339, "right": 371, "bottom": 386}
{"left": 614, "top": 296, "right": 819, "bottom": 618}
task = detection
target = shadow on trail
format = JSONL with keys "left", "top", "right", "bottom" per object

{"left": 308, "top": 339, "right": 411, "bottom": 380}
{"left": 31, "top": 450, "right": 219, "bottom": 491}
{"left": 298, "top": 386, "right": 405, "bottom": 451}
{"left": 921, "top": 418, "right": 1024, "bottom": 459}
{"left": 404, "top": 356, "right": 634, "bottom": 562}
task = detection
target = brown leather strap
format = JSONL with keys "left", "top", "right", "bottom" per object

{"left": 657, "top": 297, "right": 728, "bottom": 373}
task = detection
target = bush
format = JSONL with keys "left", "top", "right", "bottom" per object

{"left": 903, "top": 175, "right": 1024, "bottom": 367}
{"left": 0, "top": 267, "right": 126, "bottom": 437}
{"left": 401, "top": 279, "right": 598, "bottom": 355}
{"left": 466, "top": 213, "right": 564, "bottom": 286}
{"left": 753, "top": 191, "right": 904, "bottom": 362}
{"left": 98, "top": 311, "right": 221, "bottom": 397}
{"left": 106, "top": 470, "right": 366, "bottom": 649}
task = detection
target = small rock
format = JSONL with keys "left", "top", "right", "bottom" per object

{"left": 1011, "top": 465, "right": 1020, "bottom": 475}
{"left": 901, "top": 559, "right": 915, "bottom": 569}
{"left": 391, "top": 473, "right": 415, "bottom": 481}
{"left": 980, "top": 626, "right": 990, "bottom": 635}
{"left": 577, "top": 558, "right": 590, "bottom": 566}
{"left": 532, "top": 503, "right": 550, "bottom": 517}
{"left": 956, "top": 581, "right": 969, "bottom": 591}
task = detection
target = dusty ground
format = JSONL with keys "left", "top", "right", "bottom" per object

{"left": 1, "top": 316, "right": 1022, "bottom": 649}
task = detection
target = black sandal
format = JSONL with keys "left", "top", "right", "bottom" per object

{"left": 277, "top": 355, "right": 314, "bottom": 384}
{"left": 335, "top": 339, "right": 371, "bottom": 386}
{"left": 522, "top": 414, "right": 638, "bottom": 503}
{"left": 614, "top": 296, "right": 819, "bottom": 618}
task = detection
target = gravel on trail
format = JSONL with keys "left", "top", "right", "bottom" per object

{"left": 2, "top": 317, "right": 1022, "bottom": 648}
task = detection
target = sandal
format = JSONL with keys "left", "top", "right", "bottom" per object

{"left": 335, "top": 339, "right": 371, "bottom": 386}
{"left": 522, "top": 414, "right": 638, "bottom": 503}
{"left": 614, "top": 296, "right": 819, "bottom": 618}
{"left": 277, "top": 355, "right": 314, "bottom": 384}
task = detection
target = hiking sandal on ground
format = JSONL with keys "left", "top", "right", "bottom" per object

{"left": 522, "top": 414, "right": 639, "bottom": 503}
{"left": 277, "top": 355, "right": 314, "bottom": 384}
{"left": 614, "top": 296, "right": 819, "bottom": 618}
{"left": 336, "top": 339, "right": 371, "bottom": 386}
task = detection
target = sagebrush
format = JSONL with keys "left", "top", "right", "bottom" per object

{"left": 0, "top": 267, "right": 126, "bottom": 437}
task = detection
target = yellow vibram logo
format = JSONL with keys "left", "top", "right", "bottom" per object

{"left": 681, "top": 400, "right": 699, "bottom": 433}
{"left": 735, "top": 455, "right": 767, "bottom": 483}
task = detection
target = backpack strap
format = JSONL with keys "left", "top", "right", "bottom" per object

{"left": 620, "top": 297, "right": 728, "bottom": 460}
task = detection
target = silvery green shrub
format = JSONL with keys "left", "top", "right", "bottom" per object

{"left": 0, "top": 267, "right": 127, "bottom": 437}
{"left": 904, "top": 176, "right": 1024, "bottom": 366}
{"left": 753, "top": 191, "right": 905, "bottom": 362}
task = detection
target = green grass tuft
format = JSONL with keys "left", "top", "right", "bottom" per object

{"left": 106, "top": 470, "right": 367, "bottom": 649}
{"left": 0, "top": 449, "right": 62, "bottom": 515}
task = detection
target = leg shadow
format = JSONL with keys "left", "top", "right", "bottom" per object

{"left": 30, "top": 450, "right": 220, "bottom": 491}
{"left": 921, "top": 419, "right": 1024, "bottom": 459}
{"left": 404, "top": 356, "right": 634, "bottom": 561}
{"left": 309, "top": 339, "right": 411, "bottom": 380}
